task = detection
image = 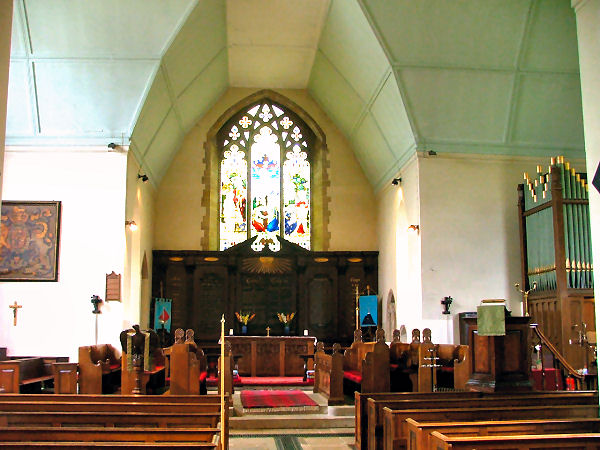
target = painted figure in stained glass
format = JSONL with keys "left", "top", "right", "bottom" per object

{"left": 251, "top": 126, "right": 280, "bottom": 251}
{"left": 220, "top": 145, "right": 247, "bottom": 250}
{"left": 283, "top": 144, "right": 310, "bottom": 249}
{"left": 219, "top": 100, "right": 312, "bottom": 251}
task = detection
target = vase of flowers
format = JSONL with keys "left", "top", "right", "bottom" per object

{"left": 235, "top": 311, "right": 255, "bottom": 335}
{"left": 277, "top": 312, "right": 295, "bottom": 335}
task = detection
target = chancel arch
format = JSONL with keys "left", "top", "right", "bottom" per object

{"left": 201, "top": 90, "right": 330, "bottom": 252}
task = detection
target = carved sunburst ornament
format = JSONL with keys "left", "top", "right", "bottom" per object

{"left": 242, "top": 257, "right": 292, "bottom": 274}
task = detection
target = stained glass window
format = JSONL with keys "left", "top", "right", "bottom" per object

{"left": 219, "top": 101, "right": 311, "bottom": 251}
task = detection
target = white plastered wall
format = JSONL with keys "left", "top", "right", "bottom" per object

{"left": 0, "top": 148, "right": 127, "bottom": 361}
{"left": 123, "top": 150, "right": 156, "bottom": 329}
{"left": 377, "top": 154, "right": 421, "bottom": 340}
{"left": 418, "top": 153, "right": 586, "bottom": 344}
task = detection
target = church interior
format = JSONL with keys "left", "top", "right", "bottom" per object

{"left": 1, "top": 0, "right": 600, "bottom": 448}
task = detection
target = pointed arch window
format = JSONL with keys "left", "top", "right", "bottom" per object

{"left": 219, "top": 101, "right": 313, "bottom": 251}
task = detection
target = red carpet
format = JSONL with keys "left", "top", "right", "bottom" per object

{"left": 241, "top": 389, "right": 319, "bottom": 413}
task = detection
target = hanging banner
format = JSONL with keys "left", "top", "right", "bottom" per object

{"left": 359, "top": 295, "right": 378, "bottom": 327}
{"left": 153, "top": 298, "right": 172, "bottom": 332}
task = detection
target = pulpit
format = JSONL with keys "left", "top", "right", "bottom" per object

{"left": 465, "top": 314, "right": 532, "bottom": 392}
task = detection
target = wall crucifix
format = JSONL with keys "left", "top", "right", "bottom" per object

{"left": 9, "top": 301, "right": 22, "bottom": 326}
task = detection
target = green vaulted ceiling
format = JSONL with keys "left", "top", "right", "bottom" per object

{"left": 6, "top": 0, "right": 584, "bottom": 190}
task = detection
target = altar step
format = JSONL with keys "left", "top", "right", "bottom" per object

{"left": 229, "top": 391, "right": 354, "bottom": 430}
{"left": 230, "top": 407, "right": 354, "bottom": 430}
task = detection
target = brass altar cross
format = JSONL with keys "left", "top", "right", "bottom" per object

{"left": 266, "top": 326, "right": 270, "bottom": 337}
{"left": 9, "top": 301, "right": 22, "bottom": 326}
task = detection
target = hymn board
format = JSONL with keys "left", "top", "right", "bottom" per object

{"left": 152, "top": 238, "right": 378, "bottom": 345}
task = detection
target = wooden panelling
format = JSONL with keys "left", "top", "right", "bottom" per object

{"left": 153, "top": 239, "right": 378, "bottom": 345}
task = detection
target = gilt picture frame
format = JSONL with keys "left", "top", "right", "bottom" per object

{"left": 0, "top": 201, "right": 61, "bottom": 281}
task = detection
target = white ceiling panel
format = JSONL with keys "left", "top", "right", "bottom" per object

{"left": 177, "top": 50, "right": 229, "bottom": 133}
{"left": 162, "top": 0, "right": 227, "bottom": 97}
{"left": 227, "top": 0, "right": 329, "bottom": 90}
{"left": 6, "top": 61, "right": 35, "bottom": 136}
{"left": 399, "top": 68, "right": 514, "bottom": 143}
{"left": 130, "top": 68, "right": 173, "bottom": 153}
{"left": 369, "top": 74, "right": 415, "bottom": 158}
{"left": 34, "top": 60, "right": 156, "bottom": 136}
{"left": 309, "top": 51, "right": 365, "bottom": 137}
{"left": 319, "top": 0, "right": 388, "bottom": 102}
{"left": 10, "top": 3, "right": 27, "bottom": 57}
{"left": 24, "top": 0, "right": 195, "bottom": 58}
{"left": 363, "top": 0, "right": 531, "bottom": 68}
{"left": 521, "top": 0, "right": 580, "bottom": 72}
{"left": 511, "top": 73, "right": 584, "bottom": 148}
{"left": 352, "top": 113, "right": 396, "bottom": 183}
{"left": 229, "top": 46, "right": 315, "bottom": 88}
{"left": 227, "top": 0, "right": 329, "bottom": 48}
{"left": 143, "top": 110, "right": 183, "bottom": 181}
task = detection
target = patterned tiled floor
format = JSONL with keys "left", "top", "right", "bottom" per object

{"left": 230, "top": 432, "right": 355, "bottom": 449}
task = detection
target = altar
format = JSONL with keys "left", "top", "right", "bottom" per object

{"left": 225, "top": 336, "right": 316, "bottom": 377}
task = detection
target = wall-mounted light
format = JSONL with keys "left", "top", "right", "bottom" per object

{"left": 125, "top": 220, "right": 138, "bottom": 231}
{"left": 137, "top": 173, "right": 149, "bottom": 183}
{"left": 391, "top": 177, "right": 402, "bottom": 186}
{"left": 407, "top": 224, "right": 420, "bottom": 233}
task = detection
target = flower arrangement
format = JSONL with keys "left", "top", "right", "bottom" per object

{"left": 235, "top": 311, "right": 255, "bottom": 325}
{"left": 277, "top": 312, "right": 295, "bottom": 324}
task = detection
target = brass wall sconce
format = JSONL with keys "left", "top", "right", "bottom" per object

{"left": 125, "top": 220, "right": 138, "bottom": 231}
{"left": 137, "top": 173, "right": 149, "bottom": 183}
{"left": 407, "top": 224, "right": 419, "bottom": 233}
{"left": 391, "top": 177, "right": 402, "bottom": 186}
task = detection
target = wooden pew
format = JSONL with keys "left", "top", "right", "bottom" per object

{"left": 0, "top": 426, "right": 220, "bottom": 443}
{"left": 0, "top": 400, "right": 222, "bottom": 413}
{"left": 389, "top": 329, "right": 421, "bottom": 392}
{"left": 0, "top": 394, "right": 228, "bottom": 448}
{"left": 429, "top": 431, "right": 600, "bottom": 450}
{"left": 52, "top": 362, "right": 78, "bottom": 394}
{"left": 382, "top": 403, "right": 599, "bottom": 450}
{"left": 0, "top": 444, "right": 217, "bottom": 448}
{"left": 0, "top": 357, "right": 70, "bottom": 393}
{"left": 355, "top": 391, "right": 482, "bottom": 450}
{"left": 0, "top": 393, "right": 228, "bottom": 449}
{"left": 78, "top": 344, "right": 121, "bottom": 394}
{"left": 406, "top": 417, "right": 600, "bottom": 450}
{"left": 342, "top": 329, "right": 390, "bottom": 395}
{"left": 313, "top": 342, "right": 344, "bottom": 405}
{"left": 0, "top": 410, "right": 222, "bottom": 428}
{"left": 368, "top": 391, "right": 598, "bottom": 450}
{"left": 0, "top": 393, "right": 222, "bottom": 403}
{"left": 433, "top": 343, "right": 470, "bottom": 391}
{"left": 165, "top": 329, "right": 211, "bottom": 395}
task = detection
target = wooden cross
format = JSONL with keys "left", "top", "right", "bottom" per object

{"left": 266, "top": 326, "right": 270, "bottom": 337}
{"left": 9, "top": 301, "right": 22, "bottom": 326}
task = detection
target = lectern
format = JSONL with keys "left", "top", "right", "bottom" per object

{"left": 465, "top": 311, "right": 532, "bottom": 392}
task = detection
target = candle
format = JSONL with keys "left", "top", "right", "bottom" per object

{"left": 304, "top": 329, "right": 309, "bottom": 336}
{"left": 229, "top": 328, "right": 234, "bottom": 335}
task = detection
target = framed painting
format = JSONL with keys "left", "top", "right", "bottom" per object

{"left": 0, "top": 201, "right": 61, "bottom": 281}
